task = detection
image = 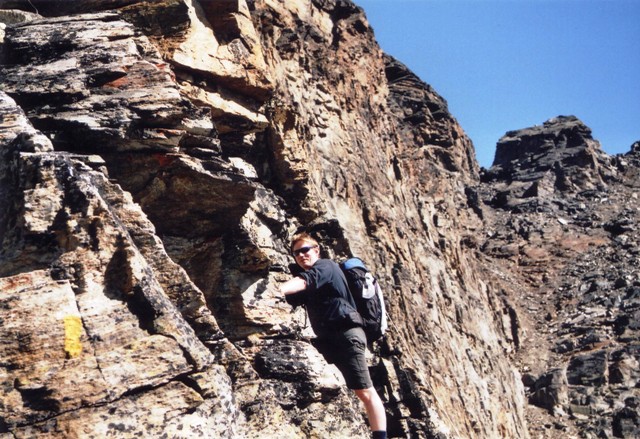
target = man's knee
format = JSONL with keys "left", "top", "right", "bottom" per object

{"left": 354, "top": 387, "right": 378, "bottom": 404}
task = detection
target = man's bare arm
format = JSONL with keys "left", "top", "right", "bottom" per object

{"left": 279, "top": 277, "right": 307, "bottom": 295}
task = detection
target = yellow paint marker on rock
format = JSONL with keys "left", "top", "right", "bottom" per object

{"left": 63, "top": 316, "right": 83, "bottom": 358}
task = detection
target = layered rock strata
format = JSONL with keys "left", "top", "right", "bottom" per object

{"left": 8, "top": 1, "right": 633, "bottom": 438}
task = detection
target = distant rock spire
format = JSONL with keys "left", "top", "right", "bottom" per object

{"left": 484, "top": 116, "right": 618, "bottom": 192}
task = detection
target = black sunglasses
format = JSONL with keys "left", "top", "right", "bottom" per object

{"left": 292, "top": 245, "right": 317, "bottom": 256}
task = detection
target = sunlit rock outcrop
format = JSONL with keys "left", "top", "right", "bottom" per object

{"left": 4, "top": 1, "right": 637, "bottom": 438}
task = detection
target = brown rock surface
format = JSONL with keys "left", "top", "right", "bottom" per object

{"left": 2, "top": 1, "right": 637, "bottom": 438}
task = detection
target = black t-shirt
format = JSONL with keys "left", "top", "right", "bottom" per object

{"left": 289, "top": 259, "right": 361, "bottom": 338}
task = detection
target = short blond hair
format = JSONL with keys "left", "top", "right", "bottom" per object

{"left": 290, "top": 232, "right": 319, "bottom": 253}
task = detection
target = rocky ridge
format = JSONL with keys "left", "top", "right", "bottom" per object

{"left": 477, "top": 116, "right": 640, "bottom": 438}
{"left": 0, "top": 1, "right": 638, "bottom": 438}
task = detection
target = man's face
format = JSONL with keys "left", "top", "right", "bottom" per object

{"left": 292, "top": 240, "right": 320, "bottom": 270}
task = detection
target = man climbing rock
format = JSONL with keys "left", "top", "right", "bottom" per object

{"left": 279, "top": 233, "right": 387, "bottom": 439}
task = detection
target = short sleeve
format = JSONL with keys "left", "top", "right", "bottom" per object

{"left": 297, "top": 262, "right": 330, "bottom": 292}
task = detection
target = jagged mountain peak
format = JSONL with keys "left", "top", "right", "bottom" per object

{"left": 624, "top": 140, "right": 640, "bottom": 162}
{"left": 482, "top": 115, "right": 618, "bottom": 198}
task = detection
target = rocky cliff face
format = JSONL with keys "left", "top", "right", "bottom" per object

{"left": 0, "top": 1, "right": 637, "bottom": 438}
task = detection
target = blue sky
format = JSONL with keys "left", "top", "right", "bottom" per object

{"left": 355, "top": 0, "right": 640, "bottom": 168}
